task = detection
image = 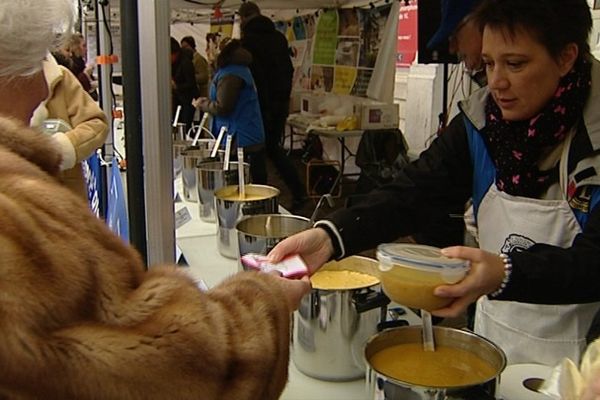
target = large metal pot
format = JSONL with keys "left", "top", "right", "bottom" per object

{"left": 180, "top": 139, "right": 215, "bottom": 203}
{"left": 236, "top": 214, "right": 311, "bottom": 269}
{"left": 364, "top": 326, "right": 506, "bottom": 400}
{"left": 214, "top": 184, "right": 279, "bottom": 258}
{"left": 197, "top": 161, "right": 250, "bottom": 222}
{"left": 292, "top": 256, "right": 389, "bottom": 381}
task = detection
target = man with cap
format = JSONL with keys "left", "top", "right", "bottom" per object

{"left": 427, "top": 0, "right": 486, "bottom": 87}
{"left": 238, "top": 1, "right": 308, "bottom": 212}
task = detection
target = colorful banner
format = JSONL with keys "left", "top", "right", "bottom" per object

{"left": 285, "top": 5, "right": 393, "bottom": 97}
{"left": 333, "top": 66, "right": 358, "bottom": 95}
{"left": 313, "top": 10, "right": 338, "bottom": 65}
{"left": 209, "top": 13, "right": 234, "bottom": 36}
{"left": 397, "top": 2, "right": 418, "bottom": 67}
{"left": 82, "top": 152, "right": 102, "bottom": 218}
{"left": 106, "top": 159, "right": 129, "bottom": 243}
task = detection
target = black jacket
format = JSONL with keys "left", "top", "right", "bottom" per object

{"left": 241, "top": 15, "right": 294, "bottom": 128}
{"left": 172, "top": 48, "right": 199, "bottom": 104}
{"left": 325, "top": 102, "right": 600, "bottom": 305}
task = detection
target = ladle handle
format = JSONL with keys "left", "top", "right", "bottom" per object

{"left": 223, "top": 134, "right": 233, "bottom": 171}
{"left": 190, "top": 113, "right": 210, "bottom": 145}
{"left": 210, "top": 126, "right": 227, "bottom": 158}
{"left": 172, "top": 105, "right": 181, "bottom": 128}
{"left": 421, "top": 309, "right": 435, "bottom": 352}
{"left": 237, "top": 147, "right": 245, "bottom": 199}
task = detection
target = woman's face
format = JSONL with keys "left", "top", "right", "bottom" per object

{"left": 482, "top": 26, "right": 574, "bottom": 121}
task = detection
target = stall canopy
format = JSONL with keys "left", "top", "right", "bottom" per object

{"left": 170, "top": 0, "right": 394, "bottom": 22}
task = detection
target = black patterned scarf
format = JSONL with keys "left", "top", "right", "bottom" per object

{"left": 483, "top": 58, "right": 592, "bottom": 197}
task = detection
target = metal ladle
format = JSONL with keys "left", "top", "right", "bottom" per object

{"left": 421, "top": 309, "right": 436, "bottom": 352}
{"left": 309, "top": 193, "right": 335, "bottom": 223}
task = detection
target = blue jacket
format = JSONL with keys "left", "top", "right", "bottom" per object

{"left": 210, "top": 64, "right": 264, "bottom": 148}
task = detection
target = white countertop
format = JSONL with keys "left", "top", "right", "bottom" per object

{"left": 174, "top": 195, "right": 419, "bottom": 400}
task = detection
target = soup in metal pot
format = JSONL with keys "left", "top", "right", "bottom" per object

{"left": 220, "top": 193, "right": 270, "bottom": 201}
{"left": 369, "top": 343, "right": 497, "bottom": 387}
{"left": 310, "top": 270, "right": 379, "bottom": 290}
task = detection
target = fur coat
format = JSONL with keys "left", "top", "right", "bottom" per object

{"left": 0, "top": 117, "right": 291, "bottom": 399}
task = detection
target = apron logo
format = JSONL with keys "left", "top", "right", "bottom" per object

{"left": 501, "top": 233, "right": 535, "bottom": 253}
{"left": 569, "top": 186, "right": 591, "bottom": 213}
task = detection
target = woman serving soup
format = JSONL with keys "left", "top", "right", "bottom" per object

{"left": 269, "top": 0, "right": 600, "bottom": 366}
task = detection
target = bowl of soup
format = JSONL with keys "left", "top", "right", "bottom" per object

{"left": 376, "top": 243, "right": 469, "bottom": 311}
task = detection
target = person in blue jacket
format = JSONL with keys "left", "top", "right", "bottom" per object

{"left": 195, "top": 39, "right": 266, "bottom": 183}
{"left": 270, "top": 0, "right": 600, "bottom": 367}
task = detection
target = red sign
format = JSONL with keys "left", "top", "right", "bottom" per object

{"left": 397, "top": 1, "right": 418, "bottom": 67}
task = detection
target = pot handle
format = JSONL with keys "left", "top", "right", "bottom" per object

{"left": 376, "top": 319, "right": 409, "bottom": 332}
{"left": 353, "top": 290, "right": 390, "bottom": 314}
{"left": 456, "top": 385, "right": 497, "bottom": 400}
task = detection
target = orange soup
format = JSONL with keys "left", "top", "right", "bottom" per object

{"left": 369, "top": 343, "right": 497, "bottom": 387}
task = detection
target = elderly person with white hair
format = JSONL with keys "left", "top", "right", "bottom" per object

{"left": 0, "top": 0, "right": 107, "bottom": 199}
{"left": 0, "top": 1, "right": 311, "bottom": 399}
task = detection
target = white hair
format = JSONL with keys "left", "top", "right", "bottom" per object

{"left": 0, "top": 0, "right": 75, "bottom": 77}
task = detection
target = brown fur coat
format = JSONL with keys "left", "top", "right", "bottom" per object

{"left": 0, "top": 117, "right": 291, "bottom": 399}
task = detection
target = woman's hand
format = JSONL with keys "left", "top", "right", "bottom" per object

{"left": 191, "top": 97, "right": 208, "bottom": 110}
{"left": 268, "top": 228, "right": 334, "bottom": 275}
{"left": 431, "top": 246, "right": 506, "bottom": 318}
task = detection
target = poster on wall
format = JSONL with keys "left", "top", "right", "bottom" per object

{"left": 305, "top": 4, "right": 393, "bottom": 97}
{"left": 396, "top": 0, "right": 418, "bottom": 67}
{"left": 290, "top": 15, "right": 317, "bottom": 91}
{"left": 285, "top": 5, "right": 393, "bottom": 97}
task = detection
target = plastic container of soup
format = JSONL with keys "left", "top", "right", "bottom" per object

{"left": 376, "top": 244, "right": 469, "bottom": 311}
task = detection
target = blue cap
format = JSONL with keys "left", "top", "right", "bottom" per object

{"left": 427, "top": 0, "right": 482, "bottom": 49}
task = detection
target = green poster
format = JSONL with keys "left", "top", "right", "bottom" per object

{"left": 312, "top": 10, "right": 338, "bottom": 65}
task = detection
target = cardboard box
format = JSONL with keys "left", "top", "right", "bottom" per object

{"left": 300, "top": 93, "right": 328, "bottom": 116}
{"left": 354, "top": 101, "right": 399, "bottom": 130}
{"left": 289, "top": 90, "right": 310, "bottom": 113}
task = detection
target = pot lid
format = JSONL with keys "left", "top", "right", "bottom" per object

{"left": 376, "top": 243, "right": 468, "bottom": 272}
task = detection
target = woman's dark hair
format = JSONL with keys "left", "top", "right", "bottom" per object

{"left": 473, "top": 0, "right": 592, "bottom": 60}
{"left": 181, "top": 35, "right": 196, "bottom": 50}
{"left": 216, "top": 38, "right": 242, "bottom": 69}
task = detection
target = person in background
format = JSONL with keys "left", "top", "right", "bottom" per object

{"left": 428, "top": 0, "right": 486, "bottom": 88}
{"left": 194, "top": 39, "right": 267, "bottom": 184}
{"left": 180, "top": 35, "right": 210, "bottom": 98}
{"left": 170, "top": 37, "right": 199, "bottom": 135}
{"left": 29, "top": 52, "right": 108, "bottom": 199}
{"left": 206, "top": 32, "right": 220, "bottom": 76}
{"left": 270, "top": 0, "right": 600, "bottom": 367}
{"left": 238, "top": 1, "right": 308, "bottom": 212}
{"left": 0, "top": 13, "right": 107, "bottom": 200}
{"left": 0, "top": 1, "right": 311, "bottom": 398}
{"left": 66, "top": 32, "right": 99, "bottom": 101}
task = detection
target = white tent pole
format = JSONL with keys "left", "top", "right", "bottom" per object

{"left": 138, "top": 0, "right": 176, "bottom": 265}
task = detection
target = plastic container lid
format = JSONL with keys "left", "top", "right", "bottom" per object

{"left": 377, "top": 243, "right": 469, "bottom": 282}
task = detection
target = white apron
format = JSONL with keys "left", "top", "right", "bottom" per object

{"left": 474, "top": 133, "right": 600, "bottom": 366}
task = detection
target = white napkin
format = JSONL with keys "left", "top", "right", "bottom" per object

{"left": 540, "top": 339, "right": 600, "bottom": 399}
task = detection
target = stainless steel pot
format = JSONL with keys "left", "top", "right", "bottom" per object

{"left": 292, "top": 256, "right": 389, "bottom": 381}
{"left": 214, "top": 184, "right": 279, "bottom": 258}
{"left": 236, "top": 214, "right": 311, "bottom": 269}
{"left": 180, "top": 139, "right": 215, "bottom": 203}
{"left": 197, "top": 161, "right": 250, "bottom": 222}
{"left": 364, "top": 326, "right": 506, "bottom": 400}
